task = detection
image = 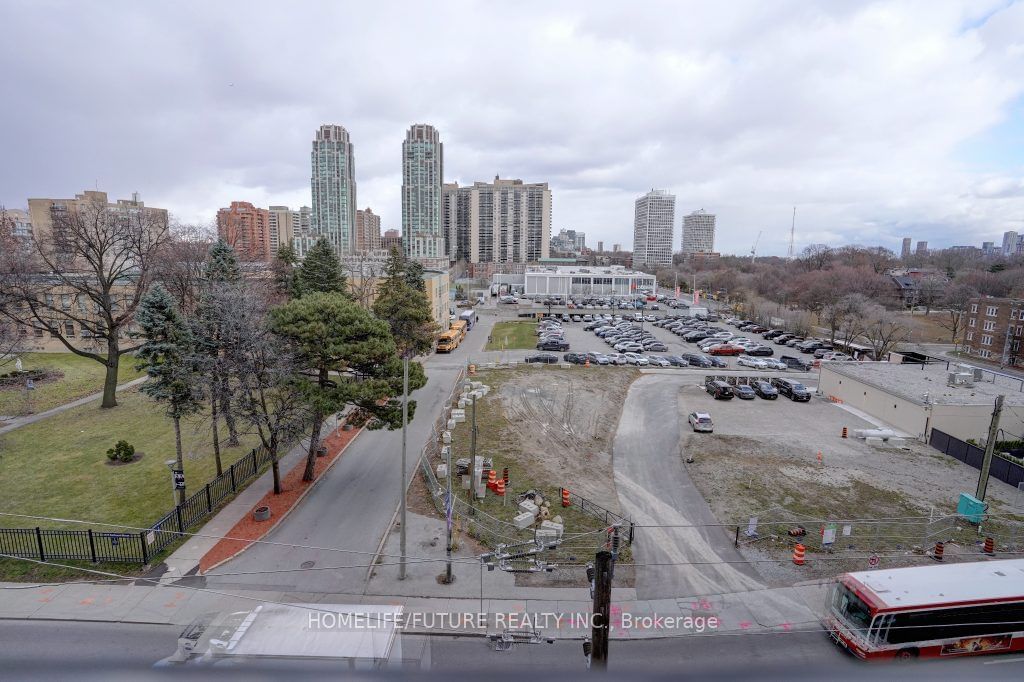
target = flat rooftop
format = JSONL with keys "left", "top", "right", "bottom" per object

{"left": 525, "top": 265, "right": 651, "bottom": 276}
{"left": 824, "top": 360, "right": 1024, "bottom": 407}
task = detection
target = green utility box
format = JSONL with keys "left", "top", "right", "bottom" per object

{"left": 956, "top": 492, "right": 987, "bottom": 524}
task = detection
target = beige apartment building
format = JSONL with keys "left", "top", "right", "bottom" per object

{"left": 442, "top": 177, "right": 551, "bottom": 265}
{"left": 268, "top": 205, "right": 311, "bottom": 258}
{"left": 341, "top": 255, "right": 450, "bottom": 332}
{"left": 354, "top": 207, "right": 382, "bottom": 252}
{"left": 27, "top": 190, "right": 168, "bottom": 255}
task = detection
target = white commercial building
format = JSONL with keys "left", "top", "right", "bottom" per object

{"left": 633, "top": 189, "right": 675, "bottom": 268}
{"left": 506, "top": 265, "right": 656, "bottom": 298}
{"left": 681, "top": 209, "right": 716, "bottom": 254}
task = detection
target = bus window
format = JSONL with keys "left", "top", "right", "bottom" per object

{"left": 832, "top": 584, "right": 872, "bottom": 637}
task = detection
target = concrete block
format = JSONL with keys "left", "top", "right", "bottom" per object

{"left": 518, "top": 499, "right": 539, "bottom": 516}
{"left": 457, "top": 398, "right": 467, "bottom": 408}
{"left": 461, "top": 475, "right": 471, "bottom": 490}
{"left": 452, "top": 414, "right": 466, "bottom": 424}
{"left": 535, "top": 528, "right": 558, "bottom": 545}
{"left": 451, "top": 409, "right": 466, "bottom": 419}
{"left": 865, "top": 436, "right": 882, "bottom": 446}
{"left": 513, "top": 512, "right": 535, "bottom": 530}
{"left": 442, "top": 431, "right": 452, "bottom": 444}
{"left": 540, "top": 520, "right": 564, "bottom": 538}
{"left": 560, "top": 363, "right": 571, "bottom": 368}
{"left": 472, "top": 381, "right": 483, "bottom": 389}
{"left": 436, "top": 463, "right": 448, "bottom": 479}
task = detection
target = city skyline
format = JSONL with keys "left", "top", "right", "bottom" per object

{"left": 2, "top": 2, "right": 1024, "bottom": 256}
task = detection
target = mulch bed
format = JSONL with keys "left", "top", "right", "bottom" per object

{"left": 198, "top": 425, "right": 362, "bottom": 573}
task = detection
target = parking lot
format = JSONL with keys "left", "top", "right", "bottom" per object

{"left": 522, "top": 312, "right": 809, "bottom": 372}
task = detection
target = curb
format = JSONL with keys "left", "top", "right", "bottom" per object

{"left": 199, "top": 426, "right": 364, "bottom": 574}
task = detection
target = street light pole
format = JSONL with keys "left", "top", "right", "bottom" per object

{"left": 399, "top": 354, "right": 409, "bottom": 580}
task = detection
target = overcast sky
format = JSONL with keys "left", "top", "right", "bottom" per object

{"left": 2, "top": 1, "right": 1024, "bottom": 256}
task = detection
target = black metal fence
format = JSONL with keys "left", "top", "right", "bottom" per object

{"left": 560, "top": 488, "right": 635, "bottom": 544}
{"left": 0, "top": 444, "right": 276, "bottom": 565}
{"left": 929, "top": 429, "right": 1024, "bottom": 488}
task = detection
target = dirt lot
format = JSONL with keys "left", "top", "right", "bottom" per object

{"left": 680, "top": 386, "right": 1024, "bottom": 581}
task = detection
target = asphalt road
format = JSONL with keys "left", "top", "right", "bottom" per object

{"left": 201, "top": 318, "right": 494, "bottom": 594}
{"left": 613, "top": 373, "right": 764, "bottom": 600}
{"left": 4, "top": 619, "right": 1014, "bottom": 677}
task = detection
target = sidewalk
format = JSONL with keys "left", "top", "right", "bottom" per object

{"left": 161, "top": 414, "right": 341, "bottom": 578}
{"left": 0, "top": 579, "right": 829, "bottom": 640}
{"left": 0, "top": 376, "right": 147, "bottom": 436}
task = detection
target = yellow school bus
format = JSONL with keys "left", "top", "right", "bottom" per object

{"left": 436, "top": 329, "right": 461, "bottom": 353}
{"left": 450, "top": 319, "right": 467, "bottom": 342}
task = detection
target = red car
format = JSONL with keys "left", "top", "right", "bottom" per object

{"left": 708, "top": 344, "right": 744, "bottom": 356}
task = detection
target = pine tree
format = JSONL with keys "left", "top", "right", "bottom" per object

{"left": 272, "top": 243, "right": 299, "bottom": 300}
{"left": 373, "top": 249, "right": 438, "bottom": 358}
{"left": 270, "top": 292, "right": 425, "bottom": 481}
{"left": 295, "top": 238, "right": 346, "bottom": 297}
{"left": 136, "top": 284, "right": 204, "bottom": 504}
{"left": 205, "top": 239, "right": 242, "bottom": 284}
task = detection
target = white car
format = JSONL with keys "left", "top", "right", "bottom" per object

{"left": 737, "top": 355, "right": 769, "bottom": 369}
{"left": 605, "top": 353, "right": 628, "bottom": 365}
{"left": 646, "top": 356, "right": 671, "bottom": 367}
{"left": 688, "top": 411, "right": 714, "bottom": 433}
{"left": 622, "top": 352, "right": 649, "bottom": 366}
{"left": 763, "top": 358, "right": 788, "bottom": 370}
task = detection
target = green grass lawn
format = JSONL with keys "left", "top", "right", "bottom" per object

{"left": 0, "top": 352, "right": 144, "bottom": 417}
{"left": 0, "top": 388, "right": 262, "bottom": 532}
{"left": 485, "top": 321, "right": 538, "bottom": 351}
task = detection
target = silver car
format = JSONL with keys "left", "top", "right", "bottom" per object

{"left": 622, "top": 352, "right": 649, "bottom": 366}
{"left": 688, "top": 412, "right": 714, "bottom": 433}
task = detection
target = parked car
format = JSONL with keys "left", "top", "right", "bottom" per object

{"left": 737, "top": 355, "right": 769, "bottom": 369}
{"left": 706, "top": 380, "right": 734, "bottom": 400}
{"left": 763, "top": 358, "right": 788, "bottom": 370}
{"left": 706, "top": 356, "right": 729, "bottom": 368}
{"left": 664, "top": 355, "right": 689, "bottom": 367}
{"left": 563, "top": 352, "right": 587, "bottom": 364}
{"left": 813, "top": 346, "right": 836, "bottom": 359}
{"left": 588, "top": 352, "right": 611, "bottom": 365}
{"left": 644, "top": 342, "right": 668, "bottom": 352}
{"left": 763, "top": 329, "right": 785, "bottom": 339}
{"left": 525, "top": 353, "right": 558, "bottom": 364}
{"left": 772, "top": 377, "right": 812, "bottom": 401}
{"left": 753, "top": 380, "right": 779, "bottom": 399}
{"left": 708, "top": 344, "right": 744, "bottom": 356}
{"left": 773, "top": 334, "right": 795, "bottom": 345}
{"left": 646, "top": 356, "right": 671, "bottom": 367}
{"left": 745, "top": 345, "right": 775, "bottom": 357}
{"left": 822, "top": 352, "right": 853, "bottom": 361}
{"left": 622, "top": 352, "right": 649, "bottom": 366}
{"left": 779, "top": 355, "right": 812, "bottom": 371}
{"left": 688, "top": 411, "right": 714, "bottom": 433}
{"left": 734, "top": 384, "right": 756, "bottom": 400}
{"left": 681, "top": 353, "right": 712, "bottom": 367}
{"left": 605, "top": 353, "right": 628, "bottom": 365}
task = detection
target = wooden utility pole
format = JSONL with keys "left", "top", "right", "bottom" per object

{"left": 590, "top": 550, "right": 613, "bottom": 671}
{"left": 469, "top": 391, "right": 478, "bottom": 514}
{"left": 399, "top": 355, "right": 409, "bottom": 580}
{"left": 976, "top": 394, "right": 1005, "bottom": 502}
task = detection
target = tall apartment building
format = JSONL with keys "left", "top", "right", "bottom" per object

{"left": 27, "top": 187, "right": 167, "bottom": 250}
{"left": 441, "top": 177, "right": 551, "bottom": 264}
{"left": 310, "top": 124, "right": 356, "bottom": 256}
{"left": 268, "top": 205, "right": 311, "bottom": 259}
{"left": 401, "top": 124, "right": 445, "bottom": 261}
{"left": 964, "top": 297, "right": 1024, "bottom": 365}
{"left": 632, "top": 189, "right": 675, "bottom": 268}
{"left": 381, "top": 229, "right": 402, "bottom": 252}
{"left": 354, "top": 207, "right": 382, "bottom": 253}
{"left": 1003, "top": 231, "right": 1020, "bottom": 257}
{"left": 901, "top": 237, "right": 912, "bottom": 260}
{"left": 441, "top": 183, "right": 458, "bottom": 260}
{"left": 217, "top": 201, "right": 271, "bottom": 261}
{"left": 681, "top": 209, "right": 716, "bottom": 254}
{"left": 916, "top": 240, "right": 929, "bottom": 256}
{"left": 1, "top": 208, "right": 33, "bottom": 241}
{"left": 596, "top": 240, "right": 604, "bottom": 253}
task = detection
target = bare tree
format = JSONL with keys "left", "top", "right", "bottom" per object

{"left": 798, "top": 244, "right": 834, "bottom": 271}
{"left": 915, "top": 274, "right": 947, "bottom": 315}
{"left": 822, "top": 293, "right": 871, "bottom": 344}
{"left": 341, "top": 253, "right": 386, "bottom": 309}
{"left": 0, "top": 196, "right": 169, "bottom": 407}
{"left": 863, "top": 310, "right": 912, "bottom": 359}
{"left": 935, "top": 284, "right": 978, "bottom": 348}
{"left": 153, "top": 222, "right": 215, "bottom": 314}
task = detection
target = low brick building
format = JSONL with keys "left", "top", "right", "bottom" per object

{"left": 963, "top": 296, "right": 1024, "bottom": 365}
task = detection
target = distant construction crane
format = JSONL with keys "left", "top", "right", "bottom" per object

{"left": 750, "top": 231, "right": 762, "bottom": 261}
{"left": 787, "top": 207, "right": 796, "bottom": 260}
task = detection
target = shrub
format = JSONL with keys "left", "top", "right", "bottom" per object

{"left": 106, "top": 440, "right": 136, "bottom": 463}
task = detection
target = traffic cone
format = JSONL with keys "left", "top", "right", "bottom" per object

{"left": 496, "top": 479, "right": 505, "bottom": 496}
{"left": 933, "top": 541, "right": 944, "bottom": 561}
{"left": 841, "top": 427, "right": 848, "bottom": 439}
{"left": 561, "top": 488, "right": 570, "bottom": 507}
{"left": 792, "top": 544, "right": 806, "bottom": 566}
{"left": 487, "top": 469, "right": 497, "bottom": 490}
{"left": 817, "top": 451, "right": 823, "bottom": 464}
{"left": 502, "top": 467, "right": 509, "bottom": 485}
{"left": 984, "top": 537, "right": 994, "bottom": 555}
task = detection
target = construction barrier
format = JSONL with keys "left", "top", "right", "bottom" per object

{"left": 792, "top": 543, "right": 806, "bottom": 566}
{"left": 933, "top": 540, "right": 944, "bottom": 561}
{"left": 502, "top": 467, "right": 509, "bottom": 484}
{"left": 984, "top": 536, "right": 995, "bottom": 555}
{"left": 487, "top": 469, "right": 497, "bottom": 490}
{"left": 561, "top": 488, "right": 570, "bottom": 507}
{"left": 496, "top": 479, "right": 505, "bottom": 496}
{"left": 841, "top": 427, "right": 848, "bottom": 439}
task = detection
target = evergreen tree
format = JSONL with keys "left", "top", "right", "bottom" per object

{"left": 272, "top": 243, "right": 299, "bottom": 300}
{"left": 135, "top": 284, "right": 204, "bottom": 504}
{"left": 295, "top": 238, "right": 346, "bottom": 297}
{"left": 204, "top": 239, "right": 242, "bottom": 284}
{"left": 271, "top": 292, "right": 425, "bottom": 481}
{"left": 373, "top": 249, "right": 438, "bottom": 358}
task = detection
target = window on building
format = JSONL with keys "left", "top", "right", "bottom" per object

{"left": 984, "top": 321, "right": 995, "bottom": 331}
{"left": 986, "top": 306, "right": 998, "bottom": 316}
{"left": 970, "top": 303, "right": 978, "bottom": 313}
{"left": 969, "top": 318, "right": 976, "bottom": 327}
{"left": 982, "top": 335, "right": 993, "bottom": 346}
{"left": 64, "top": 321, "right": 75, "bottom": 337}
{"left": 966, "top": 331, "right": 974, "bottom": 341}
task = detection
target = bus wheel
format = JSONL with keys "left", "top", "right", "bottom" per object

{"left": 895, "top": 648, "right": 918, "bottom": 661}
